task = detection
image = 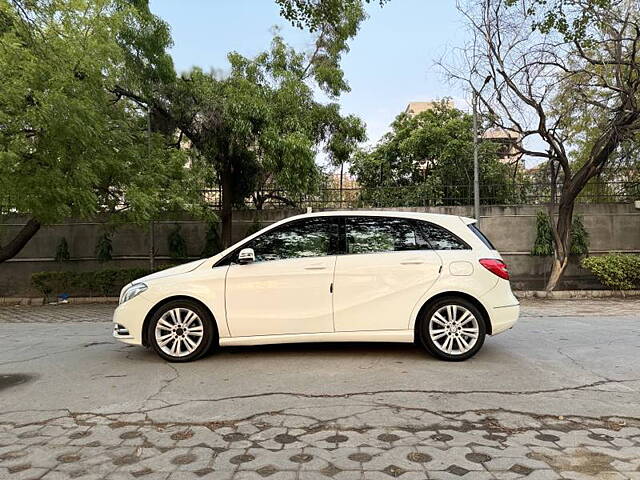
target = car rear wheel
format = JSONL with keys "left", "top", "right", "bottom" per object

{"left": 148, "top": 300, "right": 215, "bottom": 362}
{"left": 418, "top": 297, "right": 486, "bottom": 361}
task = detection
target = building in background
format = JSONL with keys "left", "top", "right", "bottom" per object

{"left": 482, "top": 128, "right": 523, "bottom": 165}
{"left": 404, "top": 100, "right": 455, "bottom": 117}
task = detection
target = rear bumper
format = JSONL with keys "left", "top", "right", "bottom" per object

{"left": 489, "top": 304, "right": 519, "bottom": 335}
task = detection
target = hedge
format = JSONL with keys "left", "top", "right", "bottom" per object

{"left": 31, "top": 266, "right": 171, "bottom": 298}
{"left": 581, "top": 254, "right": 640, "bottom": 290}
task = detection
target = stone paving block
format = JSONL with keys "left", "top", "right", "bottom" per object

{"left": 559, "top": 471, "right": 629, "bottom": 480}
{"left": 361, "top": 471, "right": 427, "bottom": 479}
{"left": 405, "top": 446, "right": 483, "bottom": 472}
{"left": 358, "top": 446, "right": 425, "bottom": 472}
{"left": 210, "top": 448, "right": 254, "bottom": 472}
{"left": 1, "top": 465, "right": 50, "bottom": 480}
{"left": 425, "top": 469, "right": 494, "bottom": 480}
{"left": 555, "top": 430, "right": 613, "bottom": 448}
{"left": 298, "top": 446, "right": 364, "bottom": 471}
{"left": 239, "top": 447, "right": 306, "bottom": 471}
{"left": 234, "top": 470, "right": 297, "bottom": 479}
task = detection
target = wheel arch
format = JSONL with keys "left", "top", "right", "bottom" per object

{"left": 412, "top": 291, "right": 492, "bottom": 339}
{"left": 141, "top": 295, "right": 220, "bottom": 347}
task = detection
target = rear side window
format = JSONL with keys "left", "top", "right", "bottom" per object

{"left": 346, "top": 217, "right": 428, "bottom": 254}
{"left": 468, "top": 223, "right": 496, "bottom": 250}
{"left": 418, "top": 221, "right": 469, "bottom": 250}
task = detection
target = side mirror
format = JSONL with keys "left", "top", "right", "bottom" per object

{"left": 237, "top": 248, "right": 255, "bottom": 265}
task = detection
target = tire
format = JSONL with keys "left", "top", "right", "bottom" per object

{"left": 417, "top": 296, "right": 486, "bottom": 361}
{"left": 148, "top": 300, "right": 216, "bottom": 362}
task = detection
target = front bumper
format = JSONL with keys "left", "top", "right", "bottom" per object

{"left": 112, "top": 295, "right": 151, "bottom": 345}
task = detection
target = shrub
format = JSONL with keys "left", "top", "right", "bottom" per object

{"left": 531, "top": 211, "right": 590, "bottom": 256}
{"left": 168, "top": 224, "right": 188, "bottom": 259}
{"left": 55, "top": 237, "right": 70, "bottom": 262}
{"left": 531, "top": 211, "right": 554, "bottom": 256}
{"left": 581, "top": 254, "right": 640, "bottom": 290}
{"left": 95, "top": 233, "right": 113, "bottom": 262}
{"left": 201, "top": 222, "right": 222, "bottom": 257}
{"left": 31, "top": 267, "right": 156, "bottom": 298}
{"left": 570, "top": 215, "right": 589, "bottom": 255}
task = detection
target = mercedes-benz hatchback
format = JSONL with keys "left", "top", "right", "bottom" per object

{"left": 113, "top": 211, "right": 519, "bottom": 362}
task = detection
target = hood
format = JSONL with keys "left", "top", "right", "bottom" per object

{"left": 134, "top": 259, "right": 207, "bottom": 284}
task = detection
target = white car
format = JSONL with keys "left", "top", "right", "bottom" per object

{"left": 113, "top": 211, "right": 519, "bottom": 362}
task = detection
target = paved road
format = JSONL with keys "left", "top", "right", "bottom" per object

{"left": 0, "top": 300, "right": 639, "bottom": 479}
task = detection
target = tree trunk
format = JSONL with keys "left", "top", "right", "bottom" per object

{"left": 545, "top": 197, "right": 574, "bottom": 291}
{"left": 220, "top": 161, "right": 233, "bottom": 248}
{"left": 0, "top": 218, "right": 42, "bottom": 264}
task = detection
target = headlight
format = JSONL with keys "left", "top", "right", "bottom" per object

{"left": 119, "top": 283, "right": 148, "bottom": 304}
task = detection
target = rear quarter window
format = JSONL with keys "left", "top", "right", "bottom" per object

{"left": 468, "top": 223, "right": 496, "bottom": 250}
{"left": 418, "top": 221, "right": 469, "bottom": 250}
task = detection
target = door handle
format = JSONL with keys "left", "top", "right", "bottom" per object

{"left": 400, "top": 259, "right": 424, "bottom": 265}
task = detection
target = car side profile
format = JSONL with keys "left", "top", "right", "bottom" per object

{"left": 113, "top": 211, "right": 519, "bottom": 362}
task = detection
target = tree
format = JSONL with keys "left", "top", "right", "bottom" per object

{"left": 445, "top": 0, "right": 640, "bottom": 290}
{"left": 350, "top": 101, "right": 519, "bottom": 207}
{"left": 0, "top": 0, "right": 200, "bottom": 263}
{"left": 145, "top": 32, "right": 366, "bottom": 247}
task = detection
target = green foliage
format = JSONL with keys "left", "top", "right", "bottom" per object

{"left": 350, "top": 101, "right": 520, "bottom": 206}
{"left": 531, "top": 211, "right": 590, "bottom": 257}
{"left": 531, "top": 211, "right": 554, "bottom": 257}
{"left": 162, "top": 31, "right": 366, "bottom": 214}
{"left": 201, "top": 222, "right": 222, "bottom": 257}
{"left": 95, "top": 233, "right": 113, "bottom": 262}
{"left": 505, "top": 0, "right": 612, "bottom": 42}
{"left": 55, "top": 237, "right": 70, "bottom": 263}
{"left": 168, "top": 224, "right": 188, "bottom": 260}
{"left": 274, "top": 0, "right": 382, "bottom": 96}
{"left": 570, "top": 215, "right": 589, "bottom": 255}
{"left": 32, "top": 267, "right": 154, "bottom": 298}
{"left": 0, "top": 0, "right": 202, "bottom": 235}
{"left": 582, "top": 254, "right": 640, "bottom": 290}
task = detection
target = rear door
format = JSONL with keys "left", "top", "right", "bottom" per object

{"left": 332, "top": 216, "right": 442, "bottom": 332}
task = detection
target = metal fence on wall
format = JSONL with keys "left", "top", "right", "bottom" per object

{"left": 2, "top": 180, "right": 638, "bottom": 216}
{"left": 201, "top": 180, "right": 640, "bottom": 210}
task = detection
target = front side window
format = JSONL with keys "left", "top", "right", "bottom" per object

{"left": 419, "top": 221, "right": 469, "bottom": 250}
{"left": 346, "top": 217, "right": 428, "bottom": 254}
{"left": 241, "top": 218, "right": 336, "bottom": 262}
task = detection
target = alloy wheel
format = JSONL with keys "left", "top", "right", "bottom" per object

{"left": 154, "top": 307, "right": 204, "bottom": 358}
{"left": 428, "top": 304, "right": 480, "bottom": 356}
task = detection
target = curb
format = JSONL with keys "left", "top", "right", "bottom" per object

{"left": 0, "top": 297, "right": 118, "bottom": 306}
{"left": 514, "top": 290, "right": 640, "bottom": 299}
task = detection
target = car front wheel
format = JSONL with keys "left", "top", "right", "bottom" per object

{"left": 418, "top": 297, "right": 486, "bottom": 361}
{"left": 148, "top": 300, "right": 215, "bottom": 362}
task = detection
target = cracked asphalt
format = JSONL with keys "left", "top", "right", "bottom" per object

{"left": 0, "top": 299, "right": 639, "bottom": 479}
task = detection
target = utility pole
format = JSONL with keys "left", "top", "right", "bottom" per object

{"left": 473, "top": 90, "right": 480, "bottom": 223}
{"left": 472, "top": 75, "right": 491, "bottom": 224}
{"left": 147, "top": 105, "right": 155, "bottom": 270}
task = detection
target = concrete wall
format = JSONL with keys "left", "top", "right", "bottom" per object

{"left": 1, "top": 204, "right": 639, "bottom": 295}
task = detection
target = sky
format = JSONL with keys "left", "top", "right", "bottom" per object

{"left": 148, "top": 0, "right": 471, "bottom": 151}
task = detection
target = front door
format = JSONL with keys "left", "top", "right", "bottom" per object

{"left": 333, "top": 216, "right": 442, "bottom": 332}
{"left": 225, "top": 217, "right": 338, "bottom": 337}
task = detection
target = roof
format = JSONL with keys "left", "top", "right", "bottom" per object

{"left": 278, "top": 210, "right": 476, "bottom": 225}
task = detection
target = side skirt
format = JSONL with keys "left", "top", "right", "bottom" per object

{"left": 219, "top": 330, "right": 414, "bottom": 347}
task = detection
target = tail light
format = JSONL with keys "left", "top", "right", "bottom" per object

{"left": 479, "top": 258, "right": 509, "bottom": 280}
